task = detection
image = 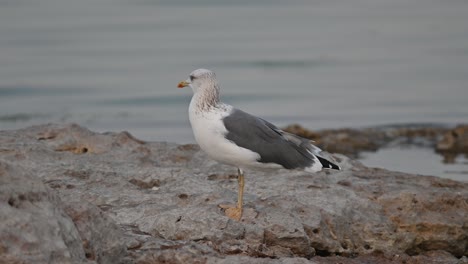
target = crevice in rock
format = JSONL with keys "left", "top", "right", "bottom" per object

{"left": 315, "top": 249, "right": 333, "bottom": 257}
{"left": 7, "top": 197, "right": 16, "bottom": 207}
{"left": 128, "top": 178, "right": 160, "bottom": 189}
{"left": 178, "top": 194, "right": 188, "bottom": 200}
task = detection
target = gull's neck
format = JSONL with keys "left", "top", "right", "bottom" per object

{"left": 192, "top": 83, "right": 221, "bottom": 112}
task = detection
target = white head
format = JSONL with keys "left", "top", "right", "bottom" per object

{"left": 177, "top": 68, "right": 219, "bottom": 94}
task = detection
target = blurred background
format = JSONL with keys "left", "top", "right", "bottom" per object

{"left": 0, "top": 0, "right": 467, "bottom": 179}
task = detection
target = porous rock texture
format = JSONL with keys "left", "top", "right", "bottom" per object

{"left": 0, "top": 124, "right": 467, "bottom": 264}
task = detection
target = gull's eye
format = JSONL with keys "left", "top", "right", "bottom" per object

{"left": 190, "top": 75, "right": 195, "bottom": 81}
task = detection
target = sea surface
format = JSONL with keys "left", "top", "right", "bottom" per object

{"left": 1, "top": 0, "right": 467, "bottom": 180}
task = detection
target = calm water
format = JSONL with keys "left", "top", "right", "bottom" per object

{"left": 1, "top": 0, "right": 467, "bottom": 180}
{"left": 361, "top": 147, "right": 468, "bottom": 182}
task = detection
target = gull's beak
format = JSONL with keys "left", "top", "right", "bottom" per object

{"left": 177, "top": 80, "right": 190, "bottom": 88}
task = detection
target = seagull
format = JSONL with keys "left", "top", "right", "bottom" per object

{"left": 178, "top": 69, "right": 340, "bottom": 221}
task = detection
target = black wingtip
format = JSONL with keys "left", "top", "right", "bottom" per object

{"left": 316, "top": 156, "right": 341, "bottom": 170}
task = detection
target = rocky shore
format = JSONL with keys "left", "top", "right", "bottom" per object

{"left": 0, "top": 124, "right": 467, "bottom": 263}
{"left": 283, "top": 123, "right": 468, "bottom": 161}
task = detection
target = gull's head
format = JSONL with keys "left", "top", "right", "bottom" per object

{"left": 177, "top": 68, "right": 218, "bottom": 94}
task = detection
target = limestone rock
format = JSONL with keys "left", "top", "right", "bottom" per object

{"left": 0, "top": 161, "right": 86, "bottom": 264}
{"left": 0, "top": 123, "right": 467, "bottom": 263}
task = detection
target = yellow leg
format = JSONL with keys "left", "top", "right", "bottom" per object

{"left": 220, "top": 168, "right": 244, "bottom": 221}
{"left": 237, "top": 168, "right": 244, "bottom": 209}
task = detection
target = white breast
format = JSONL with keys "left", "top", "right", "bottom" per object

{"left": 188, "top": 100, "right": 261, "bottom": 169}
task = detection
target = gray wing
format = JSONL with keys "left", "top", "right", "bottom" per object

{"left": 222, "top": 109, "right": 320, "bottom": 169}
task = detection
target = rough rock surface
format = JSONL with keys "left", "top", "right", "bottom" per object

{"left": 0, "top": 160, "right": 86, "bottom": 263}
{"left": 0, "top": 124, "right": 467, "bottom": 263}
